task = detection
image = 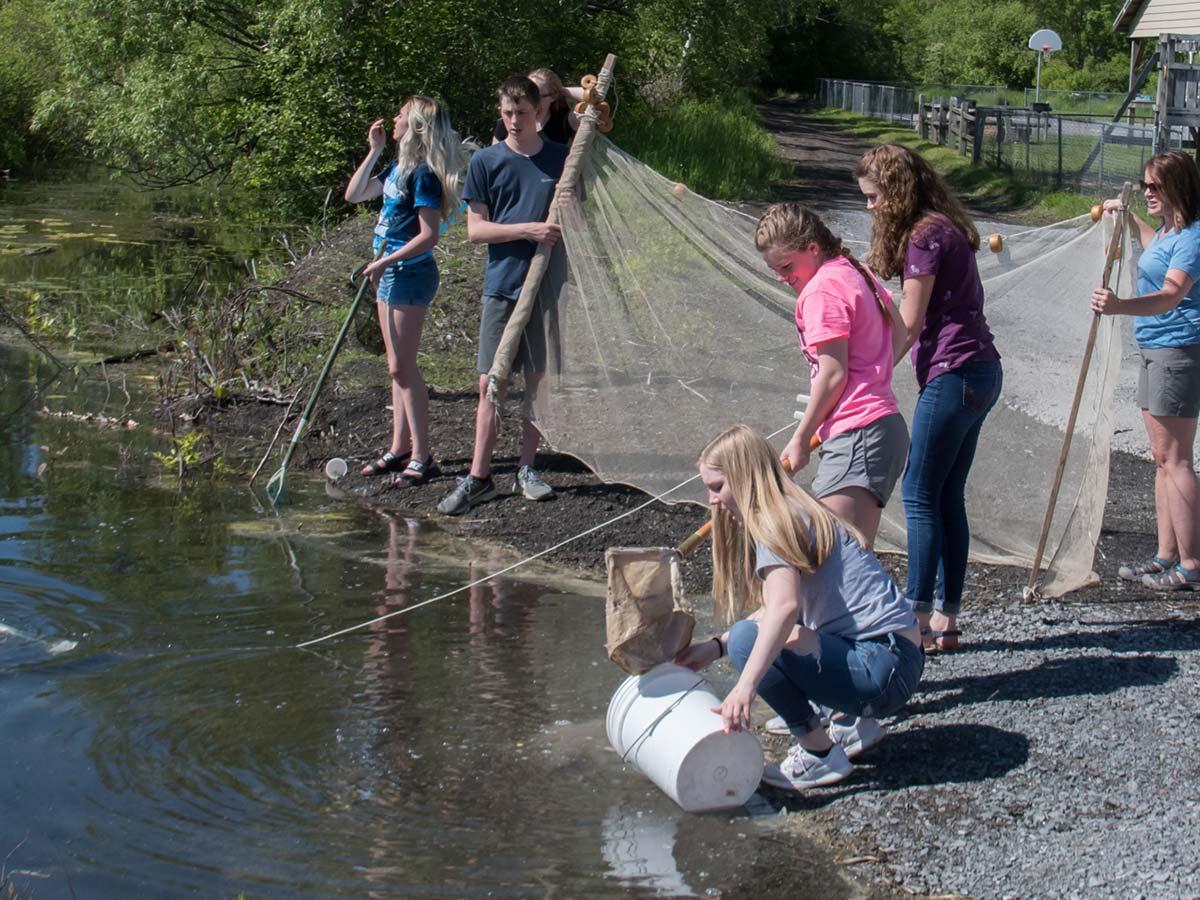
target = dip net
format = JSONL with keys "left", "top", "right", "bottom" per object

{"left": 532, "top": 138, "right": 1133, "bottom": 597}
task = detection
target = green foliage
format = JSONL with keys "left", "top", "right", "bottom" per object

{"left": 25, "top": 0, "right": 794, "bottom": 211}
{"left": 152, "top": 429, "right": 205, "bottom": 471}
{"left": 616, "top": 93, "right": 792, "bottom": 199}
{"left": 0, "top": 0, "right": 70, "bottom": 167}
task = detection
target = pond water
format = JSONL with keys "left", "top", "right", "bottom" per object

{"left": 0, "top": 172, "right": 303, "bottom": 348}
{"left": 0, "top": 338, "right": 848, "bottom": 899}
{"left": 0, "top": 172, "right": 847, "bottom": 898}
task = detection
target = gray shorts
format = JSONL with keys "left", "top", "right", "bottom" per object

{"left": 477, "top": 294, "right": 549, "bottom": 376}
{"left": 1137, "top": 345, "right": 1200, "bottom": 418}
{"left": 812, "top": 412, "right": 909, "bottom": 507}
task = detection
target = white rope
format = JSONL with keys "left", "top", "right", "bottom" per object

{"left": 295, "top": 420, "right": 798, "bottom": 649}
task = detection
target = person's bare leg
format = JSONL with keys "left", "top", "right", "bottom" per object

{"left": 819, "top": 487, "right": 883, "bottom": 548}
{"left": 1146, "top": 411, "right": 1200, "bottom": 569}
{"left": 471, "top": 373, "right": 503, "bottom": 480}
{"left": 1144, "top": 410, "right": 1182, "bottom": 562}
{"left": 517, "top": 372, "right": 544, "bottom": 468}
{"left": 362, "top": 302, "right": 410, "bottom": 474}
{"left": 388, "top": 305, "right": 430, "bottom": 462}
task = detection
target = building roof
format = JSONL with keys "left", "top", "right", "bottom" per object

{"left": 1114, "top": 0, "right": 1200, "bottom": 38}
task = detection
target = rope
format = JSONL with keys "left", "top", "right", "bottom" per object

{"left": 619, "top": 676, "right": 707, "bottom": 763}
{"left": 295, "top": 419, "right": 798, "bottom": 649}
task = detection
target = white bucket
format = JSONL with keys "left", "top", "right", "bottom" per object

{"left": 607, "top": 663, "right": 763, "bottom": 812}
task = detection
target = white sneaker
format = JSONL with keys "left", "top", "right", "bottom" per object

{"left": 827, "top": 716, "right": 885, "bottom": 759}
{"left": 761, "top": 742, "right": 852, "bottom": 790}
{"left": 764, "top": 715, "right": 790, "bottom": 736}
{"left": 764, "top": 712, "right": 831, "bottom": 736}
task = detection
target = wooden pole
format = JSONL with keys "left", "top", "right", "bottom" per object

{"left": 485, "top": 53, "right": 617, "bottom": 402}
{"left": 1024, "top": 181, "right": 1133, "bottom": 598}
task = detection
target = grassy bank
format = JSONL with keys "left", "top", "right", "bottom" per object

{"left": 809, "top": 108, "right": 1106, "bottom": 223}
{"left": 618, "top": 93, "right": 793, "bottom": 200}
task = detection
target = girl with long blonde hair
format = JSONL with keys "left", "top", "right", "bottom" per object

{"left": 854, "top": 144, "right": 1002, "bottom": 653}
{"left": 345, "top": 95, "right": 471, "bottom": 485}
{"left": 674, "top": 424, "right": 923, "bottom": 792}
{"left": 755, "top": 202, "right": 908, "bottom": 547}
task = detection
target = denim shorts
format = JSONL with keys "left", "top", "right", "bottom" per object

{"left": 1137, "top": 345, "right": 1200, "bottom": 418}
{"left": 812, "top": 412, "right": 909, "bottom": 506}
{"left": 376, "top": 256, "right": 439, "bottom": 307}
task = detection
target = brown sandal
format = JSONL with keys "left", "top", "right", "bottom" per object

{"left": 932, "top": 629, "right": 961, "bottom": 653}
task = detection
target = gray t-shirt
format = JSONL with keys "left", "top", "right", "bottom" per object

{"left": 755, "top": 523, "right": 915, "bottom": 641}
{"left": 462, "top": 138, "right": 569, "bottom": 300}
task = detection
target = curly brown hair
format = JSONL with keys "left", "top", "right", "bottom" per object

{"left": 853, "top": 144, "right": 979, "bottom": 280}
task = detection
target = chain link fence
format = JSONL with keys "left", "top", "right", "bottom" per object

{"left": 817, "top": 77, "right": 1196, "bottom": 192}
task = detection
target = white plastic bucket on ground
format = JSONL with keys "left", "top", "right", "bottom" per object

{"left": 607, "top": 662, "right": 763, "bottom": 812}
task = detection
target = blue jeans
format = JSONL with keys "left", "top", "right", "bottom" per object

{"left": 902, "top": 360, "right": 1003, "bottom": 615}
{"left": 727, "top": 620, "right": 924, "bottom": 736}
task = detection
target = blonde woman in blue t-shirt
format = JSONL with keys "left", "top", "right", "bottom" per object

{"left": 346, "top": 95, "right": 470, "bottom": 486}
{"left": 1093, "top": 150, "right": 1200, "bottom": 591}
{"left": 674, "top": 424, "right": 923, "bottom": 791}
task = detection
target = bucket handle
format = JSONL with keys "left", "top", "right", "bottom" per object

{"left": 620, "top": 676, "right": 708, "bottom": 763}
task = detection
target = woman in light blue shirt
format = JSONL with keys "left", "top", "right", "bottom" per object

{"left": 1092, "top": 150, "right": 1200, "bottom": 590}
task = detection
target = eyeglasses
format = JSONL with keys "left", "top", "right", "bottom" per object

{"left": 1140, "top": 180, "right": 1162, "bottom": 193}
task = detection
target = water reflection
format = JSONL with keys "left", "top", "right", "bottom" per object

{"left": 0, "top": 340, "right": 849, "bottom": 899}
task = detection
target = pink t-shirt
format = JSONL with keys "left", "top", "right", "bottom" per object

{"left": 795, "top": 256, "right": 900, "bottom": 441}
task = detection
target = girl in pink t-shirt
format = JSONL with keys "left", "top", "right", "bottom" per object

{"left": 756, "top": 203, "right": 909, "bottom": 546}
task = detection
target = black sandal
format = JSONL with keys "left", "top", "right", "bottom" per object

{"left": 391, "top": 456, "right": 440, "bottom": 487}
{"left": 361, "top": 450, "right": 410, "bottom": 477}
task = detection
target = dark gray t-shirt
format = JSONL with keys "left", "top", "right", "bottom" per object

{"left": 462, "top": 138, "right": 569, "bottom": 300}
{"left": 754, "top": 524, "right": 914, "bottom": 641}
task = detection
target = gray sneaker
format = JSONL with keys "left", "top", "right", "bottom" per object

{"left": 827, "top": 716, "right": 885, "bottom": 759}
{"left": 513, "top": 465, "right": 553, "bottom": 501}
{"left": 761, "top": 742, "right": 852, "bottom": 791}
{"left": 437, "top": 475, "right": 497, "bottom": 516}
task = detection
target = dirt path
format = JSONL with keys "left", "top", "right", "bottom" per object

{"left": 756, "top": 98, "right": 877, "bottom": 209}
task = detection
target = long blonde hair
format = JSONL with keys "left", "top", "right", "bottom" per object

{"left": 853, "top": 144, "right": 979, "bottom": 280}
{"left": 395, "top": 95, "right": 471, "bottom": 220}
{"left": 699, "top": 424, "right": 863, "bottom": 622}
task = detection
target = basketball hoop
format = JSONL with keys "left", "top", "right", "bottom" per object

{"left": 1028, "top": 28, "right": 1063, "bottom": 104}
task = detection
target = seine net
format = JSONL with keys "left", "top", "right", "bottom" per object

{"left": 531, "top": 138, "right": 1133, "bottom": 597}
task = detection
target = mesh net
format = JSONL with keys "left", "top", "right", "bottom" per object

{"left": 530, "top": 138, "right": 1135, "bottom": 597}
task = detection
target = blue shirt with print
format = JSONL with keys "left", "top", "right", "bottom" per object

{"left": 373, "top": 162, "right": 442, "bottom": 261}
{"left": 1134, "top": 221, "right": 1200, "bottom": 348}
{"left": 462, "top": 139, "right": 569, "bottom": 300}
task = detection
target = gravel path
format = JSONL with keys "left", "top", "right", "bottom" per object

{"left": 761, "top": 596, "right": 1200, "bottom": 899}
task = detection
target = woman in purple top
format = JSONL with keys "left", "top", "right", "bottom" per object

{"left": 854, "top": 144, "right": 1002, "bottom": 653}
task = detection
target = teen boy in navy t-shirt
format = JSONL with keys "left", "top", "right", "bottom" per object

{"left": 437, "top": 76, "right": 571, "bottom": 516}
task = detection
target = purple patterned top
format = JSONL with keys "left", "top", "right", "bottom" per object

{"left": 903, "top": 214, "right": 1000, "bottom": 389}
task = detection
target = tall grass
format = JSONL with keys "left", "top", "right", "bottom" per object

{"left": 616, "top": 94, "right": 792, "bottom": 200}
